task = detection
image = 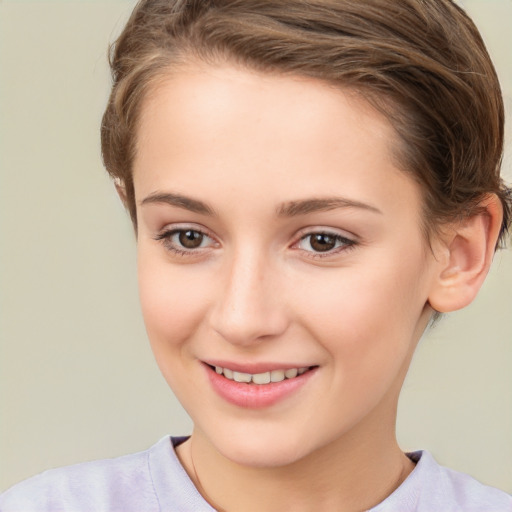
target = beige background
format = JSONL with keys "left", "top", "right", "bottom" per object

{"left": 1, "top": 0, "right": 511, "bottom": 494}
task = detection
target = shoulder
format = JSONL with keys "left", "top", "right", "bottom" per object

{"left": 434, "top": 458, "right": 512, "bottom": 512}
{"left": 0, "top": 440, "right": 162, "bottom": 512}
{"left": 1, "top": 436, "right": 215, "bottom": 512}
{"left": 372, "top": 451, "right": 512, "bottom": 512}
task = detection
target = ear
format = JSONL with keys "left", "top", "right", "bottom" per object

{"left": 114, "top": 178, "right": 128, "bottom": 208}
{"left": 428, "top": 194, "right": 503, "bottom": 313}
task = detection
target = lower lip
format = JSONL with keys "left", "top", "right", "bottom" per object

{"left": 205, "top": 365, "right": 316, "bottom": 409}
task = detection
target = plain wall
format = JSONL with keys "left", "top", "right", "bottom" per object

{"left": 1, "top": 0, "right": 511, "bottom": 493}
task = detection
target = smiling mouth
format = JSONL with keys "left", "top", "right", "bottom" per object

{"left": 207, "top": 364, "right": 315, "bottom": 385}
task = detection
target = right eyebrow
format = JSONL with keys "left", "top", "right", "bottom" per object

{"left": 140, "top": 192, "right": 216, "bottom": 216}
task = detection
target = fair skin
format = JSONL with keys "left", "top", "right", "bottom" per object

{"left": 130, "top": 63, "right": 502, "bottom": 512}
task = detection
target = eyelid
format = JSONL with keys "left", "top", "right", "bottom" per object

{"left": 156, "top": 222, "right": 215, "bottom": 238}
{"left": 153, "top": 223, "right": 357, "bottom": 258}
{"left": 294, "top": 226, "right": 357, "bottom": 243}
{"left": 291, "top": 227, "right": 358, "bottom": 256}
{"left": 154, "top": 223, "right": 219, "bottom": 254}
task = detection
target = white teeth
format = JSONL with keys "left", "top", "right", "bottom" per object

{"left": 270, "top": 369, "right": 285, "bottom": 383}
{"left": 214, "top": 365, "right": 311, "bottom": 384}
{"left": 252, "top": 372, "right": 271, "bottom": 384}
{"left": 284, "top": 368, "right": 298, "bottom": 379}
{"left": 233, "top": 371, "right": 252, "bottom": 383}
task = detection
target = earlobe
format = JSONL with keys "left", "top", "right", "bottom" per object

{"left": 428, "top": 195, "right": 503, "bottom": 313}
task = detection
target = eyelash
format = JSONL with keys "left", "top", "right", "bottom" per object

{"left": 295, "top": 231, "right": 357, "bottom": 258}
{"left": 154, "top": 227, "right": 357, "bottom": 258}
{"left": 154, "top": 227, "right": 217, "bottom": 257}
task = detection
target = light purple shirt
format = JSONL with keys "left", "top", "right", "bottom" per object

{"left": 1, "top": 436, "right": 510, "bottom": 511}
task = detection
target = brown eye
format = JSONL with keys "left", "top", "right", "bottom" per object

{"left": 155, "top": 227, "right": 216, "bottom": 256}
{"left": 178, "top": 230, "right": 204, "bottom": 249}
{"left": 296, "top": 231, "right": 355, "bottom": 256}
{"left": 309, "top": 233, "right": 336, "bottom": 252}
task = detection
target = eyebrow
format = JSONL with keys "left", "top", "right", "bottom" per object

{"left": 140, "top": 192, "right": 216, "bottom": 215}
{"left": 140, "top": 192, "right": 382, "bottom": 217}
{"left": 277, "top": 197, "right": 382, "bottom": 217}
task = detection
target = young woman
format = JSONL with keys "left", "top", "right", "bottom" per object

{"left": 1, "top": 0, "right": 511, "bottom": 510}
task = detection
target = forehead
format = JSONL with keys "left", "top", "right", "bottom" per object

{"left": 136, "top": 63, "right": 391, "bottom": 156}
{"left": 133, "top": 63, "right": 422, "bottom": 221}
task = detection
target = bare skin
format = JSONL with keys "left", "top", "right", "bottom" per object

{"left": 177, "top": 372, "right": 418, "bottom": 511}
{"left": 132, "top": 62, "right": 502, "bottom": 511}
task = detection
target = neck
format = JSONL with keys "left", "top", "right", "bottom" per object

{"left": 176, "top": 307, "right": 430, "bottom": 511}
{"left": 177, "top": 402, "right": 414, "bottom": 512}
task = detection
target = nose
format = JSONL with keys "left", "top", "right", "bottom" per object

{"left": 209, "top": 249, "right": 289, "bottom": 346}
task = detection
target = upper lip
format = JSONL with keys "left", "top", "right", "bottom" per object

{"left": 203, "top": 360, "right": 314, "bottom": 374}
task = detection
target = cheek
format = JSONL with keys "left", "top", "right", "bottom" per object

{"left": 293, "top": 250, "right": 429, "bottom": 375}
{"left": 137, "top": 250, "right": 212, "bottom": 352}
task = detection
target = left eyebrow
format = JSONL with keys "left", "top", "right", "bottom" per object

{"left": 277, "top": 197, "right": 382, "bottom": 217}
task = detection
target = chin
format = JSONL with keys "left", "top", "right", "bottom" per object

{"left": 225, "top": 442, "right": 309, "bottom": 468}
{"left": 200, "top": 423, "right": 321, "bottom": 469}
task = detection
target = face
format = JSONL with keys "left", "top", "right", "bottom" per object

{"left": 133, "top": 63, "right": 439, "bottom": 468}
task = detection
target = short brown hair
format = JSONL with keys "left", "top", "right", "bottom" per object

{"left": 101, "top": 0, "right": 511, "bottom": 245}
